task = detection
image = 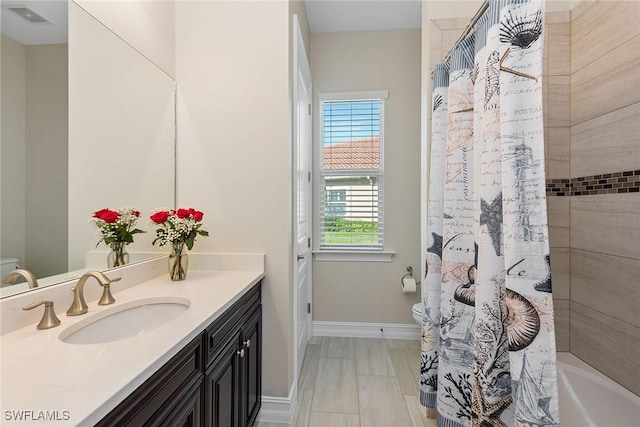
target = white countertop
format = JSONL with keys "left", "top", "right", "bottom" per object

{"left": 0, "top": 258, "right": 264, "bottom": 426}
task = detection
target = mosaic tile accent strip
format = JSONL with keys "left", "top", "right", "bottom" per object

{"left": 546, "top": 179, "right": 571, "bottom": 196}
{"left": 546, "top": 170, "right": 640, "bottom": 196}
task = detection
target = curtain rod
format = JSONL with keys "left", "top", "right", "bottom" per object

{"left": 441, "top": 0, "right": 489, "bottom": 64}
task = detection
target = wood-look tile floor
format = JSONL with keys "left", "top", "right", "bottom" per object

{"left": 256, "top": 337, "right": 437, "bottom": 427}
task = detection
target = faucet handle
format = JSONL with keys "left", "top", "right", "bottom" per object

{"left": 98, "top": 283, "right": 116, "bottom": 306}
{"left": 23, "top": 301, "right": 61, "bottom": 330}
{"left": 97, "top": 275, "right": 121, "bottom": 306}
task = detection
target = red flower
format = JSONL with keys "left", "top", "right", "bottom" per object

{"left": 150, "top": 211, "right": 170, "bottom": 224}
{"left": 93, "top": 208, "right": 110, "bottom": 219}
{"left": 132, "top": 210, "right": 140, "bottom": 217}
{"left": 100, "top": 210, "right": 120, "bottom": 224}
{"left": 176, "top": 208, "right": 192, "bottom": 219}
{"left": 193, "top": 210, "right": 204, "bottom": 221}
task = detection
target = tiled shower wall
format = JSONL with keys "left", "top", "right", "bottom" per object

{"left": 429, "top": 0, "right": 640, "bottom": 395}
{"left": 542, "top": 10, "right": 572, "bottom": 353}
{"left": 568, "top": 0, "right": 640, "bottom": 395}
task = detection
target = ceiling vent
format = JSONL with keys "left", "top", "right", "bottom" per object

{"left": 6, "top": 6, "right": 49, "bottom": 23}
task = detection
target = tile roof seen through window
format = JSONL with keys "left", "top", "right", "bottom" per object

{"left": 322, "top": 137, "right": 380, "bottom": 170}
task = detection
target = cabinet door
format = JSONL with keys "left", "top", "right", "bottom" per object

{"left": 240, "top": 307, "right": 262, "bottom": 427}
{"left": 158, "top": 380, "right": 202, "bottom": 427}
{"left": 205, "top": 332, "right": 241, "bottom": 427}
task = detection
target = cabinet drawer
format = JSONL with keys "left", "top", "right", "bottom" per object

{"left": 97, "top": 334, "right": 203, "bottom": 427}
{"left": 205, "top": 282, "right": 261, "bottom": 365}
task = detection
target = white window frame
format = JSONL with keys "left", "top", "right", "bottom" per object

{"left": 314, "top": 90, "right": 394, "bottom": 262}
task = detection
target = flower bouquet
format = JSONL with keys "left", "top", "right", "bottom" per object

{"left": 91, "top": 208, "right": 145, "bottom": 267}
{"left": 150, "top": 208, "right": 209, "bottom": 280}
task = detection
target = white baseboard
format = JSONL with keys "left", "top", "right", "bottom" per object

{"left": 257, "top": 382, "right": 297, "bottom": 424}
{"left": 313, "top": 321, "right": 420, "bottom": 340}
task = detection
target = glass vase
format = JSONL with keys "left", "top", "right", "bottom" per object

{"left": 169, "top": 242, "right": 189, "bottom": 281}
{"left": 107, "top": 242, "right": 129, "bottom": 268}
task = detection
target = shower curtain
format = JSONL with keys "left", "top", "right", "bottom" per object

{"left": 421, "top": 0, "right": 559, "bottom": 426}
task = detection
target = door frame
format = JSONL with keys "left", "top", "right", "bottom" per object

{"left": 292, "top": 14, "right": 313, "bottom": 388}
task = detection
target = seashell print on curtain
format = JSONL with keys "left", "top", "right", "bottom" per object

{"left": 420, "top": 1, "right": 559, "bottom": 426}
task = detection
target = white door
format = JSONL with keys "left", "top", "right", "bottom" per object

{"left": 293, "top": 15, "right": 312, "bottom": 378}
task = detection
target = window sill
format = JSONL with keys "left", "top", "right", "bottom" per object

{"left": 312, "top": 250, "right": 395, "bottom": 262}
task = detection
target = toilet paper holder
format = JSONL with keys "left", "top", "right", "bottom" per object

{"left": 401, "top": 266, "right": 420, "bottom": 286}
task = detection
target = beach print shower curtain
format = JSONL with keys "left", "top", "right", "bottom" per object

{"left": 420, "top": 0, "right": 559, "bottom": 426}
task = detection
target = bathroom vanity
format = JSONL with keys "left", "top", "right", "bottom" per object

{"left": 0, "top": 254, "right": 264, "bottom": 427}
{"left": 96, "top": 281, "right": 262, "bottom": 427}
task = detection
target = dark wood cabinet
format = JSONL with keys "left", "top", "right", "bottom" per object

{"left": 204, "top": 286, "right": 262, "bottom": 427}
{"left": 99, "top": 281, "right": 261, "bottom": 427}
{"left": 240, "top": 307, "right": 261, "bottom": 427}
{"left": 205, "top": 331, "right": 241, "bottom": 427}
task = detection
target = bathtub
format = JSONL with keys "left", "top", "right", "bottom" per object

{"left": 557, "top": 352, "right": 640, "bottom": 426}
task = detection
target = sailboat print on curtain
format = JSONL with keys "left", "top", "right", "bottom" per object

{"left": 420, "top": 1, "right": 559, "bottom": 426}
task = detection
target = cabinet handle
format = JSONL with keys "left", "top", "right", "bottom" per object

{"left": 238, "top": 348, "right": 245, "bottom": 358}
{"left": 243, "top": 339, "right": 251, "bottom": 348}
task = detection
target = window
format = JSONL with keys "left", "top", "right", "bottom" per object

{"left": 319, "top": 91, "right": 387, "bottom": 251}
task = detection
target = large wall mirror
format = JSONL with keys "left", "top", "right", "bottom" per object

{"left": 0, "top": 0, "right": 176, "bottom": 298}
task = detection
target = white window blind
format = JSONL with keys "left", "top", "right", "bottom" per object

{"left": 319, "top": 96, "right": 385, "bottom": 250}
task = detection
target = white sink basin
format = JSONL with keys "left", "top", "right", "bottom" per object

{"left": 59, "top": 297, "right": 190, "bottom": 345}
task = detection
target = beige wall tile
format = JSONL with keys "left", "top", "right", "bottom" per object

{"left": 571, "top": 249, "right": 640, "bottom": 328}
{"left": 543, "top": 77, "right": 549, "bottom": 128}
{"left": 429, "top": 22, "right": 443, "bottom": 66}
{"left": 551, "top": 248, "right": 570, "bottom": 300}
{"left": 571, "top": 302, "right": 640, "bottom": 395}
{"left": 544, "top": 127, "right": 550, "bottom": 167}
{"left": 554, "top": 299, "right": 570, "bottom": 352}
{"left": 547, "top": 127, "right": 571, "bottom": 179}
{"left": 543, "top": 24, "right": 550, "bottom": 77}
{"left": 547, "top": 75, "right": 571, "bottom": 127}
{"left": 309, "top": 413, "right": 359, "bottom": 427}
{"left": 571, "top": 34, "right": 640, "bottom": 126}
{"left": 548, "top": 23, "right": 570, "bottom": 76}
{"left": 571, "top": 194, "right": 640, "bottom": 259}
{"left": 312, "top": 358, "right": 359, "bottom": 414}
{"left": 549, "top": 224, "right": 570, "bottom": 249}
{"left": 570, "top": 0, "right": 597, "bottom": 21}
{"left": 571, "top": 102, "right": 640, "bottom": 177}
{"left": 433, "top": 17, "right": 472, "bottom": 31}
{"left": 547, "top": 197, "right": 570, "bottom": 248}
{"left": 355, "top": 338, "right": 396, "bottom": 376}
{"left": 545, "top": 10, "right": 571, "bottom": 24}
{"left": 571, "top": 0, "right": 640, "bottom": 73}
{"left": 358, "top": 375, "right": 413, "bottom": 426}
{"left": 441, "top": 29, "right": 463, "bottom": 58}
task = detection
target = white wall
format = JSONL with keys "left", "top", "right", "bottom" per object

{"left": 25, "top": 44, "right": 68, "bottom": 278}
{"left": 175, "top": 0, "right": 294, "bottom": 399}
{"left": 0, "top": 37, "right": 67, "bottom": 278}
{"left": 74, "top": 0, "right": 175, "bottom": 77}
{"left": 68, "top": 2, "right": 175, "bottom": 270}
{"left": 0, "top": 34, "right": 27, "bottom": 267}
{"left": 310, "top": 29, "right": 422, "bottom": 324}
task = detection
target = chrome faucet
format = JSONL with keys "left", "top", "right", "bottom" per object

{"left": 66, "top": 271, "right": 121, "bottom": 316}
{"left": 3, "top": 269, "right": 38, "bottom": 289}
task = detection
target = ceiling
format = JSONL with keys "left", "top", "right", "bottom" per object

{"left": 304, "top": 0, "right": 422, "bottom": 33}
{"left": 1, "top": 0, "right": 67, "bottom": 44}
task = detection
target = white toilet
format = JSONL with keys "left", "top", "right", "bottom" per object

{"left": 0, "top": 258, "right": 19, "bottom": 286}
{"left": 412, "top": 302, "right": 422, "bottom": 325}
